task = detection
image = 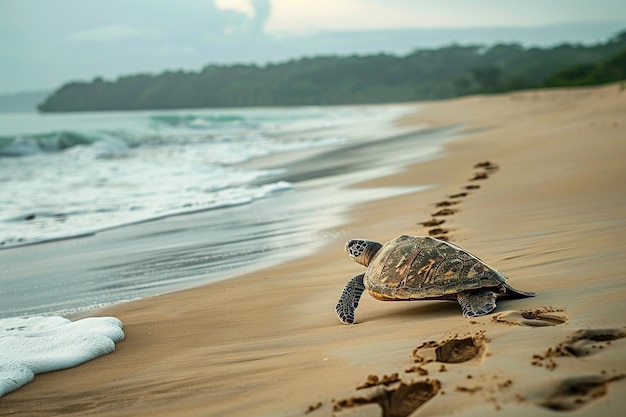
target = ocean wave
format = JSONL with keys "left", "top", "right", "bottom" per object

{"left": 0, "top": 130, "right": 133, "bottom": 157}
{"left": 150, "top": 113, "right": 247, "bottom": 129}
{"left": 0, "top": 180, "right": 293, "bottom": 249}
{"left": 0, "top": 131, "right": 91, "bottom": 156}
{"left": 0, "top": 106, "right": 362, "bottom": 158}
{"left": 0, "top": 106, "right": 387, "bottom": 249}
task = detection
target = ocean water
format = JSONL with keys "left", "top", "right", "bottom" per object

{"left": 0, "top": 107, "right": 395, "bottom": 248}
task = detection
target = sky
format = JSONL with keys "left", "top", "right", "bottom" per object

{"left": 1, "top": 0, "right": 625, "bottom": 95}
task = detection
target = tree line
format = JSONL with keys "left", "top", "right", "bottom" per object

{"left": 38, "top": 30, "right": 626, "bottom": 112}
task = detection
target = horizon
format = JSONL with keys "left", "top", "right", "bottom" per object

{"left": 3, "top": 23, "right": 625, "bottom": 98}
{"left": 2, "top": 0, "right": 626, "bottom": 95}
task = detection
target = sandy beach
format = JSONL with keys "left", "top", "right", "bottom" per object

{"left": 2, "top": 83, "right": 625, "bottom": 416}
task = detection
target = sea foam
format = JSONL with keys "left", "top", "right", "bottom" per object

{"left": 0, "top": 316, "right": 124, "bottom": 397}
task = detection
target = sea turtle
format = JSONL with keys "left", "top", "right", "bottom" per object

{"left": 336, "top": 235, "right": 535, "bottom": 324}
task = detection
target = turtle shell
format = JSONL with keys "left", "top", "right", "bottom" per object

{"left": 364, "top": 235, "right": 507, "bottom": 300}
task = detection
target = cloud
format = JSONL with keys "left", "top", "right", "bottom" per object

{"left": 215, "top": 0, "right": 255, "bottom": 17}
{"left": 68, "top": 25, "right": 162, "bottom": 43}
{"left": 250, "top": 0, "right": 271, "bottom": 32}
{"left": 213, "top": 0, "right": 272, "bottom": 36}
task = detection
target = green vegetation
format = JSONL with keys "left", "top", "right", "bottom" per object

{"left": 38, "top": 30, "right": 626, "bottom": 112}
{"left": 543, "top": 48, "right": 626, "bottom": 87}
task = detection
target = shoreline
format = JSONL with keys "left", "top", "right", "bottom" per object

{"left": 0, "top": 109, "right": 445, "bottom": 319}
{"left": 2, "top": 84, "right": 625, "bottom": 416}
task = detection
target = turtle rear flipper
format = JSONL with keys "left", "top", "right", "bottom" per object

{"left": 336, "top": 273, "right": 365, "bottom": 324}
{"left": 457, "top": 290, "right": 497, "bottom": 317}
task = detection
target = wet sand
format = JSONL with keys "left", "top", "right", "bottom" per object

{"left": 2, "top": 83, "right": 626, "bottom": 416}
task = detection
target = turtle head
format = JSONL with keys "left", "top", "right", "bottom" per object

{"left": 345, "top": 239, "right": 382, "bottom": 267}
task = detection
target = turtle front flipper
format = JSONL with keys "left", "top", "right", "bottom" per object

{"left": 457, "top": 290, "right": 497, "bottom": 317}
{"left": 336, "top": 273, "right": 366, "bottom": 324}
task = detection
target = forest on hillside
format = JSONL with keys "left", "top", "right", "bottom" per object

{"left": 38, "top": 30, "right": 626, "bottom": 112}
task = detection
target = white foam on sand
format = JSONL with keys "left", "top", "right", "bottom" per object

{"left": 0, "top": 316, "right": 124, "bottom": 397}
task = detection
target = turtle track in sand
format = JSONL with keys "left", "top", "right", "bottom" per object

{"left": 490, "top": 313, "right": 626, "bottom": 410}
{"left": 333, "top": 377, "right": 441, "bottom": 417}
{"left": 307, "top": 375, "right": 441, "bottom": 417}
{"left": 411, "top": 332, "right": 488, "bottom": 365}
{"left": 527, "top": 328, "right": 626, "bottom": 411}
{"left": 492, "top": 306, "right": 569, "bottom": 327}
{"left": 307, "top": 334, "right": 487, "bottom": 416}
{"left": 321, "top": 332, "right": 487, "bottom": 417}
{"left": 531, "top": 328, "right": 625, "bottom": 370}
{"left": 418, "top": 161, "right": 499, "bottom": 241}
{"left": 540, "top": 374, "right": 625, "bottom": 411}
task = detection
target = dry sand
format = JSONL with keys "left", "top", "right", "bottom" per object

{"left": 2, "top": 83, "right": 625, "bottom": 416}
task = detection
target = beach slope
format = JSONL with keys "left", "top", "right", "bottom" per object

{"left": 2, "top": 83, "right": 625, "bottom": 416}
